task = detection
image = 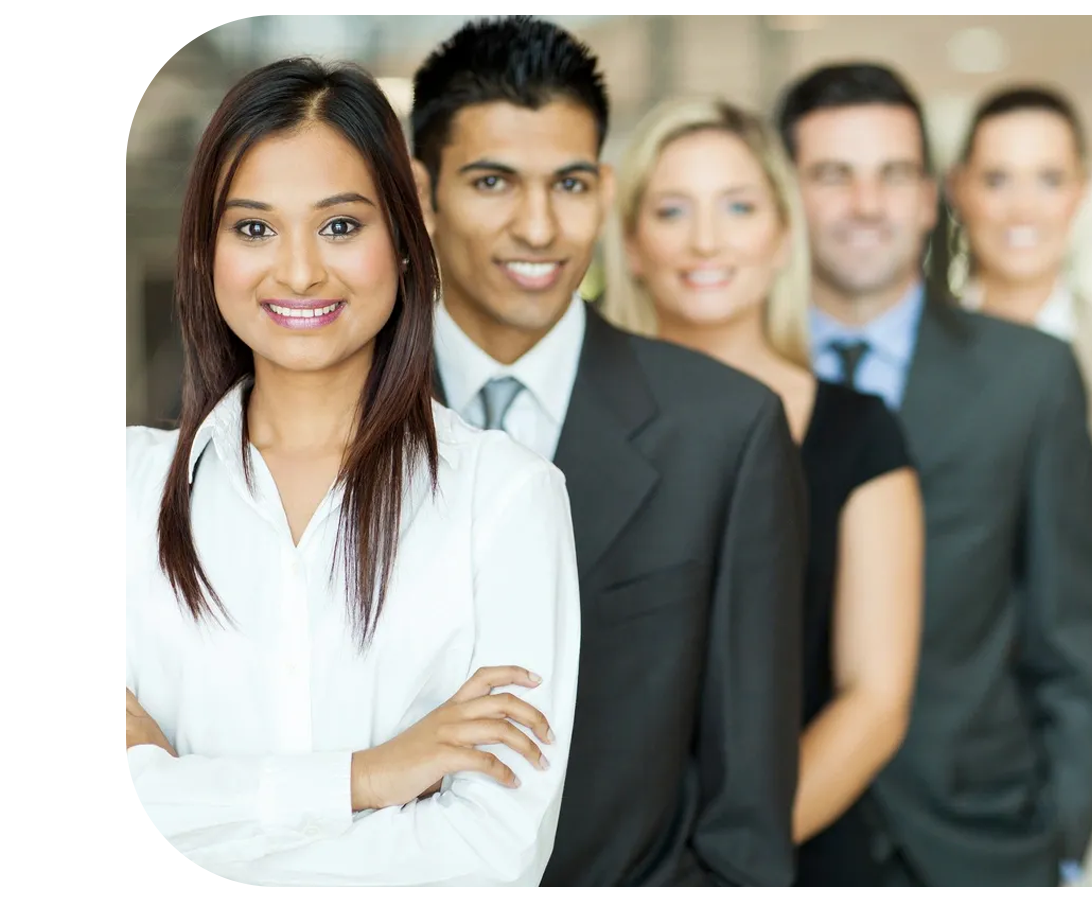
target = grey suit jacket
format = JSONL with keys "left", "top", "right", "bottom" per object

{"left": 435, "top": 305, "right": 808, "bottom": 886}
{"left": 873, "top": 294, "right": 1092, "bottom": 886}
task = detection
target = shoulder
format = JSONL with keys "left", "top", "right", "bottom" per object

{"left": 431, "top": 401, "right": 567, "bottom": 504}
{"left": 621, "top": 329, "right": 783, "bottom": 426}
{"left": 958, "top": 304, "right": 1078, "bottom": 375}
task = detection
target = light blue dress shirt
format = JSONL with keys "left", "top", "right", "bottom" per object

{"left": 809, "top": 281, "right": 926, "bottom": 410}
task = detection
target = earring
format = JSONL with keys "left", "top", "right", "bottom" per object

{"left": 401, "top": 256, "right": 409, "bottom": 269}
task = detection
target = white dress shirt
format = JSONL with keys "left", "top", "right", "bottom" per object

{"left": 126, "top": 383, "right": 581, "bottom": 886}
{"left": 961, "top": 278, "right": 1077, "bottom": 343}
{"left": 433, "top": 294, "right": 586, "bottom": 462}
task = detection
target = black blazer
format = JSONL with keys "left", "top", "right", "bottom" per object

{"left": 436, "top": 305, "right": 807, "bottom": 885}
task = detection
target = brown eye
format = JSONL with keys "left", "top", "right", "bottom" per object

{"left": 235, "top": 220, "right": 274, "bottom": 240}
{"left": 319, "top": 218, "right": 360, "bottom": 239}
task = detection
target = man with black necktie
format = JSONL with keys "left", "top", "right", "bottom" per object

{"left": 777, "top": 62, "right": 1092, "bottom": 887}
{"left": 409, "top": 16, "right": 807, "bottom": 886}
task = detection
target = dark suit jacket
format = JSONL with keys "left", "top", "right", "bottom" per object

{"left": 435, "top": 305, "right": 807, "bottom": 886}
{"left": 873, "top": 294, "right": 1092, "bottom": 886}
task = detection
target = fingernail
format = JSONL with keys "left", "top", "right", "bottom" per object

{"left": 528, "top": 672, "right": 542, "bottom": 683}
{"left": 539, "top": 755, "right": 551, "bottom": 771}
{"left": 546, "top": 728, "right": 556, "bottom": 744}
{"left": 512, "top": 776, "right": 521, "bottom": 788}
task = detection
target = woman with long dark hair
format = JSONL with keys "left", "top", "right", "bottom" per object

{"left": 125, "top": 58, "right": 581, "bottom": 886}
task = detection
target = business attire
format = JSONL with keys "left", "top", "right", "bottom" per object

{"left": 810, "top": 282, "right": 1092, "bottom": 886}
{"left": 795, "top": 380, "right": 914, "bottom": 886}
{"left": 434, "top": 295, "right": 807, "bottom": 886}
{"left": 126, "top": 384, "right": 582, "bottom": 886}
{"left": 961, "top": 279, "right": 1092, "bottom": 435}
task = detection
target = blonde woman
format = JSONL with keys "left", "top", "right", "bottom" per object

{"left": 948, "top": 85, "right": 1092, "bottom": 433}
{"left": 602, "top": 98, "right": 924, "bottom": 886}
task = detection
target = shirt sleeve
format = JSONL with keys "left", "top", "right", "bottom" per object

{"left": 129, "top": 459, "right": 582, "bottom": 887}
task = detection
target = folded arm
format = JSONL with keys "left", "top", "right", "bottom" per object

{"left": 127, "top": 464, "right": 582, "bottom": 886}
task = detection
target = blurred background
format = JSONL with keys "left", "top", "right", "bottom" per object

{"left": 126, "top": 14, "right": 1092, "bottom": 427}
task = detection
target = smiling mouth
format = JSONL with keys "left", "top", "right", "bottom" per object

{"left": 260, "top": 300, "right": 346, "bottom": 329}
{"left": 682, "top": 269, "right": 734, "bottom": 289}
{"left": 498, "top": 260, "right": 565, "bottom": 290}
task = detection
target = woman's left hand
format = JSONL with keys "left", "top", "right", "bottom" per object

{"left": 126, "top": 688, "right": 178, "bottom": 756}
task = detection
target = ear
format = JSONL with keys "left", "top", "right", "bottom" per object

{"left": 411, "top": 158, "right": 436, "bottom": 238}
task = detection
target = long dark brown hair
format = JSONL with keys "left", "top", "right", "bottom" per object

{"left": 157, "top": 58, "right": 439, "bottom": 647}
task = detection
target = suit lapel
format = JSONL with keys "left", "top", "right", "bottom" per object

{"left": 898, "top": 294, "right": 979, "bottom": 471}
{"left": 553, "top": 307, "right": 660, "bottom": 582}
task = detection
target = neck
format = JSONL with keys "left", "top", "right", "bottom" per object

{"left": 247, "top": 351, "right": 372, "bottom": 453}
{"left": 812, "top": 270, "right": 918, "bottom": 327}
{"left": 443, "top": 288, "right": 569, "bottom": 366}
{"left": 977, "top": 271, "right": 1060, "bottom": 325}
{"left": 659, "top": 304, "right": 782, "bottom": 378}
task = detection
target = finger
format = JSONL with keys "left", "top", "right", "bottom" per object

{"left": 450, "top": 666, "right": 542, "bottom": 704}
{"left": 126, "top": 689, "right": 146, "bottom": 716}
{"left": 449, "top": 748, "right": 520, "bottom": 788}
{"left": 447, "top": 719, "right": 549, "bottom": 771}
{"left": 463, "top": 693, "right": 554, "bottom": 745}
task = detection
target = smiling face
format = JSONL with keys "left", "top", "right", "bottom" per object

{"left": 421, "top": 99, "right": 613, "bottom": 361}
{"left": 626, "top": 128, "right": 789, "bottom": 332}
{"left": 952, "top": 109, "right": 1087, "bottom": 288}
{"left": 794, "top": 104, "right": 937, "bottom": 307}
{"left": 212, "top": 122, "right": 400, "bottom": 379}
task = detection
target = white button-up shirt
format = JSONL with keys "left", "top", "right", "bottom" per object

{"left": 126, "top": 384, "right": 581, "bottom": 886}
{"left": 433, "top": 294, "right": 586, "bottom": 462}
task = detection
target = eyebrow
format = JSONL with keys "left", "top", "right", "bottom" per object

{"left": 457, "top": 159, "right": 601, "bottom": 178}
{"left": 223, "top": 192, "right": 377, "bottom": 212}
{"left": 649, "top": 184, "right": 762, "bottom": 198}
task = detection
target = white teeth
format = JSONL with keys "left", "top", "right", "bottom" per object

{"left": 845, "top": 230, "right": 884, "bottom": 248}
{"left": 505, "top": 261, "right": 558, "bottom": 278}
{"left": 1005, "top": 226, "right": 1040, "bottom": 249}
{"left": 268, "top": 303, "right": 340, "bottom": 318}
{"left": 684, "top": 269, "right": 731, "bottom": 285}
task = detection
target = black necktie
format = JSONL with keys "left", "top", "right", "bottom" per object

{"left": 830, "top": 340, "right": 870, "bottom": 388}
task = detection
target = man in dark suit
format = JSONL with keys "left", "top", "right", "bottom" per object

{"left": 776, "top": 62, "right": 1092, "bottom": 887}
{"left": 409, "top": 16, "right": 807, "bottom": 886}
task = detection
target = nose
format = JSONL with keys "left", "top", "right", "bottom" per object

{"left": 849, "top": 177, "right": 883, "bottom": 219}
{"left": 273, "top": 230, "right": 326, "bottom": 294}
{"left": 510, "top": 185, "right": 558, "bottom": 250}
{"left": 688, "top": 207, "right": 723, "bottom": 257}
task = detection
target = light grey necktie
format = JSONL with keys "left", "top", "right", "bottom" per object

{"left": 478, "top": 376, "right": 525, "bottom": 431}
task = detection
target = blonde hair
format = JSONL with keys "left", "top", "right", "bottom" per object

{"left": 601, "top": 96, "right": 812, "bottom": 368}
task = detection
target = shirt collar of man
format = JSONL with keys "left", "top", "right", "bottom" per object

{"left": 809, "top": 279, "right": 926, "bottom": 371}
{"left": 433, "top": 292, "right": 587, "bottom": 427}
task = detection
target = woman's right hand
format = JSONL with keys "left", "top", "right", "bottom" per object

{"left": 350, "top": 666, "right": 554, "bottom": 811}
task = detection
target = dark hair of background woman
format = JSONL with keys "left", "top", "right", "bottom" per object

{"left": 157, "top": 57, "right": 440, "bottom": 647}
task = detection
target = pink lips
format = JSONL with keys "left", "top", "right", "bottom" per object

{"left": 261, "top": 299, "right": 345, "bottom": 330}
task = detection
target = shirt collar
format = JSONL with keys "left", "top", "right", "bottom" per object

{"left": 188, "top": 380, "right": 248, "bottom": 484}
{"left": 433, "top": 293, "right": 587, "bottom": 426}
{"left": 809, "top": 280, "right": 925, "bottom": 368}
{"left": 187, "top": 379, "right": 459, "bottom": 486}
{"left": 962, "top": 277, "right": 1075, "bottom": 342}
